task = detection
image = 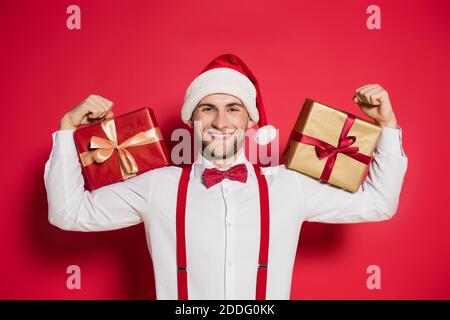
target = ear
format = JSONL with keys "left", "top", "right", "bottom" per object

{"left": 247, "top": 119, "right": 257, "bottom": 129}
{"left": 186, "top": 106, "right": 199, "bottom": 128}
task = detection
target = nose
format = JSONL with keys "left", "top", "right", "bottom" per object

{"left": 211, "top": 109, "right": 229, "bottom": 130}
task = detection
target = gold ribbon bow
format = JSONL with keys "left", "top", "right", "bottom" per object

{"left": 79, "top": 118, "right": 163, "bottom": 180}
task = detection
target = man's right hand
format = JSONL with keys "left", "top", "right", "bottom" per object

{"left": 59, "top": 94, "right": 114, "bottom": 130}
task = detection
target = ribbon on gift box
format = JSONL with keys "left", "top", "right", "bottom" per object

{"left": 289, "top": 114, "right": 372, "bottom": 182}
{"left": 79, "top": 118, "right": 163, "bottom": 180}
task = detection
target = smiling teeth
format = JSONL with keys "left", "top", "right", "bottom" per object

{"left": 210, "top": 133, "right": 233, "bottom": 136}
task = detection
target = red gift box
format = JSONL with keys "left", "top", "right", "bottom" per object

{"left": 73, "top": 107, "right": 170, "bottom": 191}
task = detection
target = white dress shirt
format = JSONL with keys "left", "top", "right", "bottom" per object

{"left": 44, "top": 126, "right": 408, "bottom": 299}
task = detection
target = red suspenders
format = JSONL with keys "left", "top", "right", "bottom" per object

{"left": 175, "top": 165, "right": 190, "bottom": 300}
{"left": 175, "top": 164, "right": 270, "bottom": 300}
{"left": 253, "top": 164, "right": 270, "bottom": 300}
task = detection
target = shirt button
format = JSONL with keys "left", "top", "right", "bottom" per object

{"left": 226, "top": 222, "right": 231, "bottom": 227}
{"left": 227, "top": 261, "right": 232, "bottom": 267}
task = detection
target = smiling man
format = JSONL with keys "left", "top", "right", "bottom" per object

{"left": 44, "top": 54, "right": 408, "bottom": 300}
{"left": 190, "top": 93, "right": 254, "bottom": 166}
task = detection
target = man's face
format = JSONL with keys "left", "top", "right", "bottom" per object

{"left": 187, "top": 94, "right": 256, "bottom": 161}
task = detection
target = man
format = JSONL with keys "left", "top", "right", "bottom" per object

{"left": 44, "top": 54, "right": 408, "bottom": 299}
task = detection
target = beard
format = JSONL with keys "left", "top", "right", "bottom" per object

{"left": 201, "top": 130, "right": 246, "bottom": 161}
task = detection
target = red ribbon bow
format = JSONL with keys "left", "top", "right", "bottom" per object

{"left": 289, "top": 114, "right": 372, "bottom": 182}
{"left": 202, "top": 163, "right": 248, "bottom": 189}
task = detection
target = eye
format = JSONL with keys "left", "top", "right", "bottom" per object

{"left": 201, "top": 106, "right": 213, "bottom": 112}
{"left": 228, "top": 107, "right": 240, "bottom": 112}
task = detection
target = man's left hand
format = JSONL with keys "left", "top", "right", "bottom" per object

{"left": 353, "top": 84, "right": 398, "bottom": 128}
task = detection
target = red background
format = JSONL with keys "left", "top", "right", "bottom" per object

{"left": 1, "top": 0, "right": 449, "bottom": 299}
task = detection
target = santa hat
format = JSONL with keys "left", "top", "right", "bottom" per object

{"left": 181, "top": 53, "right": 276, "bottom": 145}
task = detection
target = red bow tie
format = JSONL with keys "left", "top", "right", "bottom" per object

{"left": 202, "top": 163, "right": 248, "bottom": 189}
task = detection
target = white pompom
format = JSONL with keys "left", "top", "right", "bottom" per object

{"left": 254, "top": 125, "right": 277, "bottom": 145}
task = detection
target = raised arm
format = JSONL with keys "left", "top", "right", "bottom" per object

{"left": 44, "top": 95, "right": 152, "bottom": 231}
{"left": 298, "top": 84, "right": 408, "bottom": 223}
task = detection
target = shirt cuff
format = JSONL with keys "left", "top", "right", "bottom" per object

{"left": 52, "top": 129, "right": 78, "bottom": 156}
{"left": 375, "top": 125, "right": 406, "bottom": 156}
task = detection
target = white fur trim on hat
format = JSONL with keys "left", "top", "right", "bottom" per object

{"left": 181, "top": 68, "right": 259, "bottom": 123}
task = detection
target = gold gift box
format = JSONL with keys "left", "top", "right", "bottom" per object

{"left": 283, "top": 99, "right": 382, "bottom": 192}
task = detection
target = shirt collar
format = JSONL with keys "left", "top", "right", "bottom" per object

{"left": 191, "top": 151, "right": 256, "bottom": 182}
